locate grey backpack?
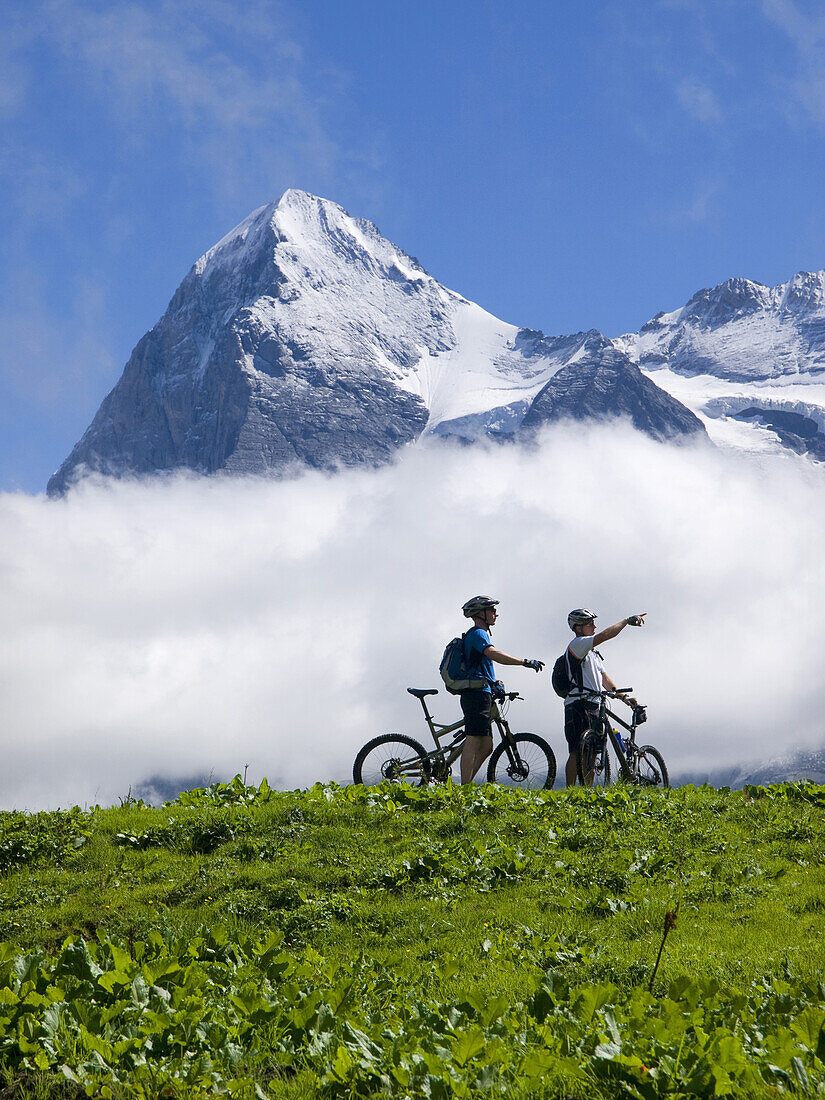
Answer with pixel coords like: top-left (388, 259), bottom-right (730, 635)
top-left (439, 634), bottom-right (489, 694)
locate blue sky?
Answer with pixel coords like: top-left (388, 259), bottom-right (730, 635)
top-left (2, 0), bottom-right (825, 492)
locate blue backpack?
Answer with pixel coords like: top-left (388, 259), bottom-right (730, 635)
top-left (439, 633), bottom-right (489, 695)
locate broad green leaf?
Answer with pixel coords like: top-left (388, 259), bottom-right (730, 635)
top-left (520, 1048), bottom-right (556, 1078)
top-left (450, 1025), bottom-right (485, 1066)
top-left (790, 1005), bottom-right (825, 1051)
top-left (342, 1021), bottom-right (381, 1062)
top-left (97, 971), bottom-right (130, 994)
top-left (56, 941), bottom-right (102, 983)
top-left (573, 983), bottom-right (616, 1022)
top-left (330, 1043), bottom-right (355, 1082)
top-left (477, 994), bottom-right (509, 1026)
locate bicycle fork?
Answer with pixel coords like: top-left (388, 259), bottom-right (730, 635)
top-left (497, 723), bottom-right (528, 780)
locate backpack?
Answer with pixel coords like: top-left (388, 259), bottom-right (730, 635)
top-left (439, 633), bottom-right (490, 695)
top-left (551, 646), bottom-right (584, 699)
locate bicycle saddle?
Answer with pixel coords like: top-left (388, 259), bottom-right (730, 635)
top-left (407, 688), bottom-right (439, 698)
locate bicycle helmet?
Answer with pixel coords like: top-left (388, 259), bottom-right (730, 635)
top-left (567, 607), bottom-right (597, 630)
top-left (462, 595), bottom-right (499, 618)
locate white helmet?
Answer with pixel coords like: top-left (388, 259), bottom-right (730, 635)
top-left (462, 595), bottom-right (499, 618)
top-left (567, 607), bottom-right (597, 630)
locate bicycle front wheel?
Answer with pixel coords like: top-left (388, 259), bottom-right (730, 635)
top-left (577, 730), bottom-right (611, 787)
top-left (487, 733), bottom-right (556, 790)
top-left (353, 734), bottom-right (430, 786)
top-left (631, 744), bottom-right (669, 788)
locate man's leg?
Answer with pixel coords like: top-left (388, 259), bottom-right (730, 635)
top-left (564, 702), bottom-right (585, 787)
top-left (571, 708), bottom-right (602, 785)
top-left (461, 734), bottom-right (493, 784)
top-left (460, 691), bottom-right (492, 783)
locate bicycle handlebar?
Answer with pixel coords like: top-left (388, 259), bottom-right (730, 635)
top-left (580, 688), bottom-right (633, 698)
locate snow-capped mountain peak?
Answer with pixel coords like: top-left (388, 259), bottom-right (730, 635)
top-left (49, 191), bottom-right (601, 492)
top-left (45, 191), bottom-right (718, 495)
top-left (779, 269), bottom-right (825, 311)
top-left (680, 277), bottom-right (774, 326)
top-left (613, 269), bottom-right (825, 458)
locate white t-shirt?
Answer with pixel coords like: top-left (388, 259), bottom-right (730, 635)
top-left (564, 636), bottom-right (604, 705)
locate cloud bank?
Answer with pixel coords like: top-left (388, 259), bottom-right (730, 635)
top-left (0, 426), bottom-right (822, 809)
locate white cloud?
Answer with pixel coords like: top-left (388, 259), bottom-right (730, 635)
top-left (36, 0), bottom-right (340, 199)
top-left (761, 0), bottom-right (825, 124)
top-left (1, 0), bottom-right (349, 221)
top-left (0, 426), bottom-right (822, 809)
top-left (676, 78), bottom-right (723, 124)
top-left (656, 177), bottom-right (721, 226)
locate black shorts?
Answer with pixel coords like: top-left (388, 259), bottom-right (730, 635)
top-left (461, 689), bottom-right (492, 737)
top-left (564, 700), bottom-right (601, 754)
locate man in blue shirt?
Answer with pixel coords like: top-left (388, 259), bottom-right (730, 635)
top-left (459, 595), bottom-right (544, 784)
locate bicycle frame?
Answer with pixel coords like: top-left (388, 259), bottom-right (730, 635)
top-left (411, 692), bottom-right (520, 778)
top-left (352, 688), bottom-right (556, 789)
top-left (581, 690), bottom-right (640, 780)
top-left (601, 701), bottom-right (639, 779)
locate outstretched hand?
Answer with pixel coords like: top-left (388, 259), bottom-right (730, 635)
top-left (627, 613), bottom-right (647, 627)
top-left (523, 658), bottom-right (544, 672)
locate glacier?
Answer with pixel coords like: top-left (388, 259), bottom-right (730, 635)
top-left (613, 271), bottom-right (825, 458)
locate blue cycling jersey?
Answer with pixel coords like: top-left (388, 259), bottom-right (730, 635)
top-left (463, 627), bottom-right (494, 693)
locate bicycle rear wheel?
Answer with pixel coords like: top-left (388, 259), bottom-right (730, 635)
top-left (631, 744), bottom-right (669, 788)
top-left (353, 734), bottom-right (430, 786)
top-left (577, 730), bottom-right (611, 787)
top-left (487, 733), bottom-right (556, 790)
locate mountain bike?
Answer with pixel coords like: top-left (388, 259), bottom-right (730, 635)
top-left (576, 689), bottom-right (668, 788)
top-left (353, 687), bottom-right (556, 789)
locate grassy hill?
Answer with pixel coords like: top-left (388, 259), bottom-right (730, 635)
top-left (0, 778), bottom-right (823, 1098)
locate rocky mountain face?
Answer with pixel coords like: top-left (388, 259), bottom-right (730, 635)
top-left (613, 272), bottom-right (825, 458)
top-left (617, 273), bottom-right (825, 382)
top-left (519, 332), bottom-right (706, 442)
top-left (48, 191), bottom-right (705, 495)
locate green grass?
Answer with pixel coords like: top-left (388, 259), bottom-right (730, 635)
top-left (0, 776), bottom-right (823, 1097)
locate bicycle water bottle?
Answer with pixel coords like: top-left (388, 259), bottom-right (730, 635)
top-left (614, 729), bottom-right (624, 752)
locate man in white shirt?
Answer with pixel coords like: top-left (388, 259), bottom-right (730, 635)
top-left (563, 608), bottom-right (646, 786)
